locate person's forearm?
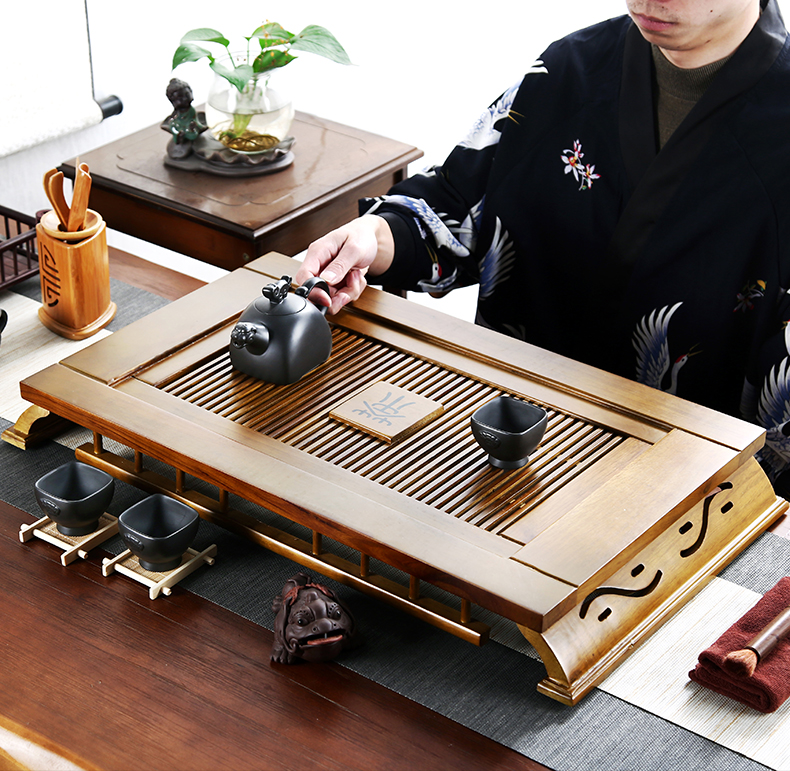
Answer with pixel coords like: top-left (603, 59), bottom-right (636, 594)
top-left (366, 214), bottom-right (395, 277)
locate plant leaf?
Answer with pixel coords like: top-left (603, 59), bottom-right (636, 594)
top-left (290, 25), bottom-right (351, 65)
top-left (210, 60), bottom-right (254, 92)
top-left (172, 42), bottom-right (213, 70)
top-left (180, 28), bottom-right (230, 47)
top-left (252, 49), bottom-right (297, 74)
top-left (250, 22), bottom-right (293, 49)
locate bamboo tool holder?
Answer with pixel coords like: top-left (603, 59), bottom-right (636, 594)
top-left (36, 209), bottom-right (116, 340)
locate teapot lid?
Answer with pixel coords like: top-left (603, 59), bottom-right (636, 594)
top-left (252, 276), bottom-right (306, 316)
top-left (250, 275), bottom-right (330, 317)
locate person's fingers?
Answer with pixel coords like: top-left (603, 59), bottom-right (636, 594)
top-left (295, 232), bottom-right (344, 285)
top-left (318, 231), bottom-right (374, 285)
top-left (332, 268), bottom-right (369, 313)
top-left (294, 218), bottom-right (380, 314)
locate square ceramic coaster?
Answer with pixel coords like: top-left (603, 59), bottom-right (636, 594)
top-left (329, 381), bottom-right (444, 443)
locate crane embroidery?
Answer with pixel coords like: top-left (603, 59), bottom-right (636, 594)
top-left (757, 357), bottom-right (790, 467)
top-left (478, 217), bottom-right (516, 301)
top-left (632, 302), bottom-right (699, 394)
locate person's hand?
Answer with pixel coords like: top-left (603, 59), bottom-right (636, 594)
top-left (294, 215), bottom-right (394, 314)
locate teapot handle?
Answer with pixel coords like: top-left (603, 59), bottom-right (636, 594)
top-left (296, 277), bottom-right (331, 317)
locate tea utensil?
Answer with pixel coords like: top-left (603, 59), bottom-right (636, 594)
top-left (724, 605), bottom-right (790, 677)
top-left (43, 169), bottom-right (70, 229)
top-left (470, 396), bottom-right (548, 469)
top-left (67, 162), bottom-right (92, 232)
top-left (38, 209), bottom-right (103, 242)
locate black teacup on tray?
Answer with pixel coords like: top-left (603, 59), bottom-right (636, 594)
top-left (471, 395), bottom-right (548, 469)
top-left (34, 461), bottom-right (115, 536)
top-left (117, 494), bottom-right (200, 572)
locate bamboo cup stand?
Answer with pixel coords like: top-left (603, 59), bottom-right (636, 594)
top-left (36, 209), bottom-right (116, 340)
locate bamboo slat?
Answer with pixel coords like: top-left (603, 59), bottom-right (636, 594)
top-left (159, 327), bottom-right (629, 536)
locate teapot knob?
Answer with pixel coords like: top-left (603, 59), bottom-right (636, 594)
top-left (261, 276), bottom-right (291, 305)
top-left (295, 277), bottom-right (331, 317)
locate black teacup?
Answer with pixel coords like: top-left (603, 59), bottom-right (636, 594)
top-left (118, 494), bottom-right (199, 572)
top-left (471, 396), bottom-right (548, 469)
top-left (34, 461), bottom-right (115, 536)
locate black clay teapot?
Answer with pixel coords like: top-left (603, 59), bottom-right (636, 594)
top-left (229, 275), bottom-right (332, 385)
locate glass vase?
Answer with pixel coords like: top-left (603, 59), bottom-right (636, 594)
top-left (205, 57), bottom-right (295, 153)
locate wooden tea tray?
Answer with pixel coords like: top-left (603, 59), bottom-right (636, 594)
top-left (18, 253), bottom-right (787, 705)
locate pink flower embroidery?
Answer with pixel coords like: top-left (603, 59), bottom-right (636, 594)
top-left (733, 280), bottom-right (766, 312)
top-left (561, 140), bottom-right (601, 190)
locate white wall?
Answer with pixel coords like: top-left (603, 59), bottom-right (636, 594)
top-left (1, 1), bottom-right (781, 312)
top-left (0, 1), bottom-right (625, 233)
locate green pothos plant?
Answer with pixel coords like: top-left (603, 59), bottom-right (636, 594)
top-left (172, 22), bottom-right (351, 93)
top-left (172, 22), bottom-right (351, 145)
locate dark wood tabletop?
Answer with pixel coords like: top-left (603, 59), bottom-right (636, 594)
top-left (59, 114), bottom-right (423, 271)
top-left (4, 247), bottom-right (789, 768)
top-left (0, 500), bottom-right (550, 771)
top-left (0, 248), bottom-right (547, 771)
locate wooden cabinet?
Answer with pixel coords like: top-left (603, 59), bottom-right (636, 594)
top-left (59, 115), bottom-right (423, 270)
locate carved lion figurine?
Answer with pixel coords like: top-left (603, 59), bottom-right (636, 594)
top-left (271, 573), bottom-right (356, 664)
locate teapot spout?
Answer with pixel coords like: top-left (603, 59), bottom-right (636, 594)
top-left (230, 322), bottom-right (270, 356)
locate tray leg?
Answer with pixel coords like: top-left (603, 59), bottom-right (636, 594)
top-left (19, 516), bottom-right (52, 542)
top-left (147, 545), bottom-right (217, 599)
top-left (102, 549), bottom-right (132, 576)
top-left (102, 545), bottom-right (217, 599)
top-left (2, 405), bottom-right (73, 449)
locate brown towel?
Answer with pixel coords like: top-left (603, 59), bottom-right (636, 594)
top-left (689, 577), bottom-right (790, 713)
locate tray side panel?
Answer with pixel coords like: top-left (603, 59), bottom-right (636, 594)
top-left (512, 429), bottom-right (739, 591)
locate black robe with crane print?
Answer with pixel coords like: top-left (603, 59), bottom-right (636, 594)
top-left (361, 0), bottom-right (790, 484)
